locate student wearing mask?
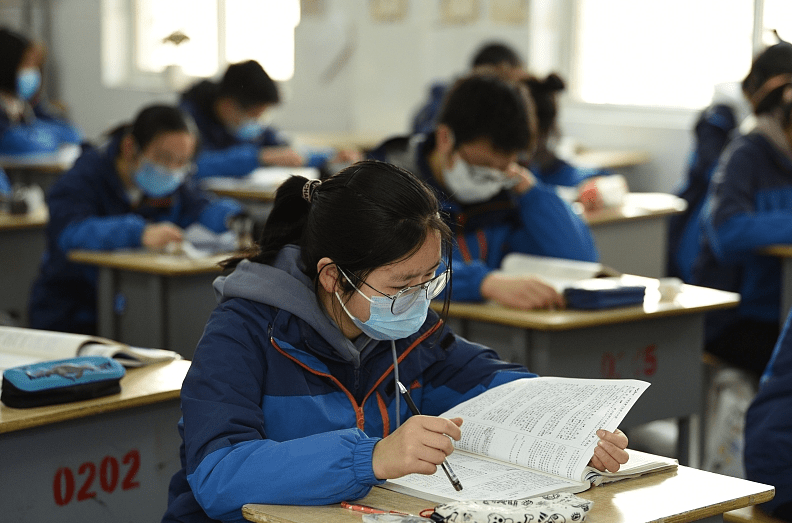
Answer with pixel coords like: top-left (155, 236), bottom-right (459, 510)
top-left (692, 41), bottom-right (792, 376)
top-left (28, 104), bottom-right (243, 335)
top-left (411, 41), bottom-right (526, 135)
top-left (180, 60), bottom-right (357, 179)
top-left (0, 27), bottom-right (82, 154)
top-left (370, 73), bottom-right (598, 310)
top-left (161, 160), bottom-right (628, 522)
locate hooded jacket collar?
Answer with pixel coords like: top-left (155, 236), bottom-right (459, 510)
top-left (212, 245), bottom-right (373, 367)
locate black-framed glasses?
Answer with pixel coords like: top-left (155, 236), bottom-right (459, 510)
top-left (338, 263), bottom-right (450, 315)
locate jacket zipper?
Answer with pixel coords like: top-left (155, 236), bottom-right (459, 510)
top-left (269, 320), bottom-right (443, 436)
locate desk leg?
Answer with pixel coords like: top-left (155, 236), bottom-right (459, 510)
top-left (96, 267), bottom-right (117, 340)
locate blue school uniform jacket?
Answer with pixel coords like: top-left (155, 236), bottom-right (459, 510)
top-left (368, 134), bottom-right (599, 302)
top-left (27, 136), bottom-right (242, 333)
top-left (667, 104), bottom-right (737, 282)
top-left (162, 246), bottom-right (533, 522)
top-left (179, 80), bottom-right (290, 179)
top-left (692, 128), bottom-right (792, 341)
top-left (0, 103), bottom-right (82, 154)
top-left (745, 310), bottom-right (792, 519)
top-left (528, 158), bottom-right (607, 188)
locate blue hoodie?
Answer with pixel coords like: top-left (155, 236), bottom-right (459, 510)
top-left (745, 310), bottom-right (792, 519)
top-left (692, 115), bottom-right (792, 343)
top-left (162, 246), bottom-right (534, 522)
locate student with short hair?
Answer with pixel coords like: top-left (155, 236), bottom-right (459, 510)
top-left (161, 160), bottom-right (628, 522)
top-left (28, 104), bottom-right (243, 335)
top-left (370, 73), bottom-right (598, 310)
top-left (0, 27), bottom-right (82, 154)
top-left (411, 41), bottom-right (526, 135)
top-left (692, 41), bottom-right (792, 376)
top-left (180, 60), bottom-right (356, 179)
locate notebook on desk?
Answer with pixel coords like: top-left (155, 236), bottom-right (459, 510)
top-left (500, 254), bottom-right (646, 309)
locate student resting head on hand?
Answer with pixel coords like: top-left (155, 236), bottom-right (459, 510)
top-left (370, 73), bottom-right (599, 311)
top-left (161, 159), bottom-right (627, 522)
top-left (28, 104), bottom-right (243, 335)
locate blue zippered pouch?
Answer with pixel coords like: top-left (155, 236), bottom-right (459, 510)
top-left (563, 278), bottom-right (646, 310)
top-left (1, 356), bottom-right (125, 408)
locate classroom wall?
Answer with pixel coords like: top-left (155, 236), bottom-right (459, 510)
top-left (35, 0), bottom-right (699, 192)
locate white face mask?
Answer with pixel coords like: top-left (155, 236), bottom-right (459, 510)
top-left (442, 155), bottom-right (509, 204)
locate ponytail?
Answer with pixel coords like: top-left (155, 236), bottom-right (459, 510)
top-left (221, 174), bottom-right (312, 270)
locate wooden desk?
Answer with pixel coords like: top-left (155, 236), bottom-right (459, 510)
top-left (0, 207), bottom-right (48, 326)
top-left (583, 192), bottom-right (687, 278)
top-left (434, 277), bottom-right (739, 464)
top-left (0, 359), bottom-right (189, 521)
top-left (762, 245), bottom-right (792, 327)
top-left (0, 144), bottom-right (81, 189)
top-left (242, 465), bottom-right (773, 523)
top-left (68, 250), bottom-right (228, 359)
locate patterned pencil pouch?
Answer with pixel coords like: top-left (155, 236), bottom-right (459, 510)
top-left (1, 356), bottom-right (125, 408)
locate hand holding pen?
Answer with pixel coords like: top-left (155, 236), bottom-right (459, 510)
top-left (370, 383), bottom-right (464, 489)
top-left (397, 381), bottom-right (463, 491)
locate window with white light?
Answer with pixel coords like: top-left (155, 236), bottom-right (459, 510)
top-left (103, 0), bottom-right (300, 88)
top-left (573, 0), bottom-right (755, 108)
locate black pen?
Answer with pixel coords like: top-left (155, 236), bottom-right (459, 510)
top-left (396, 380), bottom-right (463, 491)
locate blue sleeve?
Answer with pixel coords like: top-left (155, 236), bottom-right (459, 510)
top-left (181, 303), bottom-right (382, 519)
top-left (745, 310), bottom-right (792, 514)
top-left (703, 141), bottom-right (792, 263)
top-left (256, 126), bottom-right (289, 147)
top-left (197, 197), bottom-right (243, 233)
top-left (513, 182), bottom-right (599, 262)
top-left (47, 156), bottom-right (147, 251)
top-left (194, 144), bottom-right (260, 179)
top-left (0, 120), bottom-right (62, 154)
top-left (59, 215), bottom-right (146, 251)
top-left (443, 258), bottom-right (491, 302)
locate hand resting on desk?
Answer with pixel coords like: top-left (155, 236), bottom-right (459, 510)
top-left (481, 272), bottom-right (566, 310)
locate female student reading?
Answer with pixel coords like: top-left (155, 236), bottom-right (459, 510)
top-left (161, 160), bottom-right (628, 523)
top-left (28, 104), bottom-right (243, 335)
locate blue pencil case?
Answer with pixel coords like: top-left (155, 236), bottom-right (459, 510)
top-left (563, 278), bottom-right (646, 310)
top-left (1, 356), bottom-right (125, 408)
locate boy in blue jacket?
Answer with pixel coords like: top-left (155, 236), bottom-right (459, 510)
top-left (0, 27), bottom-right (82, 154)
top-left (162, 161), bottom-right (628, 522)
top-left (28, 104), bottom-right (243, 335)
top-left (692, 41), bottom-right (792, 376)
top-left (180, 60), bottom-right (356, 180)
top-left (369, 73), bottom-right (599, 310)
top-left (745, 308), bottom-right (792, 521)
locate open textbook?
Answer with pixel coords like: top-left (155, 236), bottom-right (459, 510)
top-left (0, 326), bottom-right (182, 373)
top-left (383, 377), bottom-right (677, 502)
